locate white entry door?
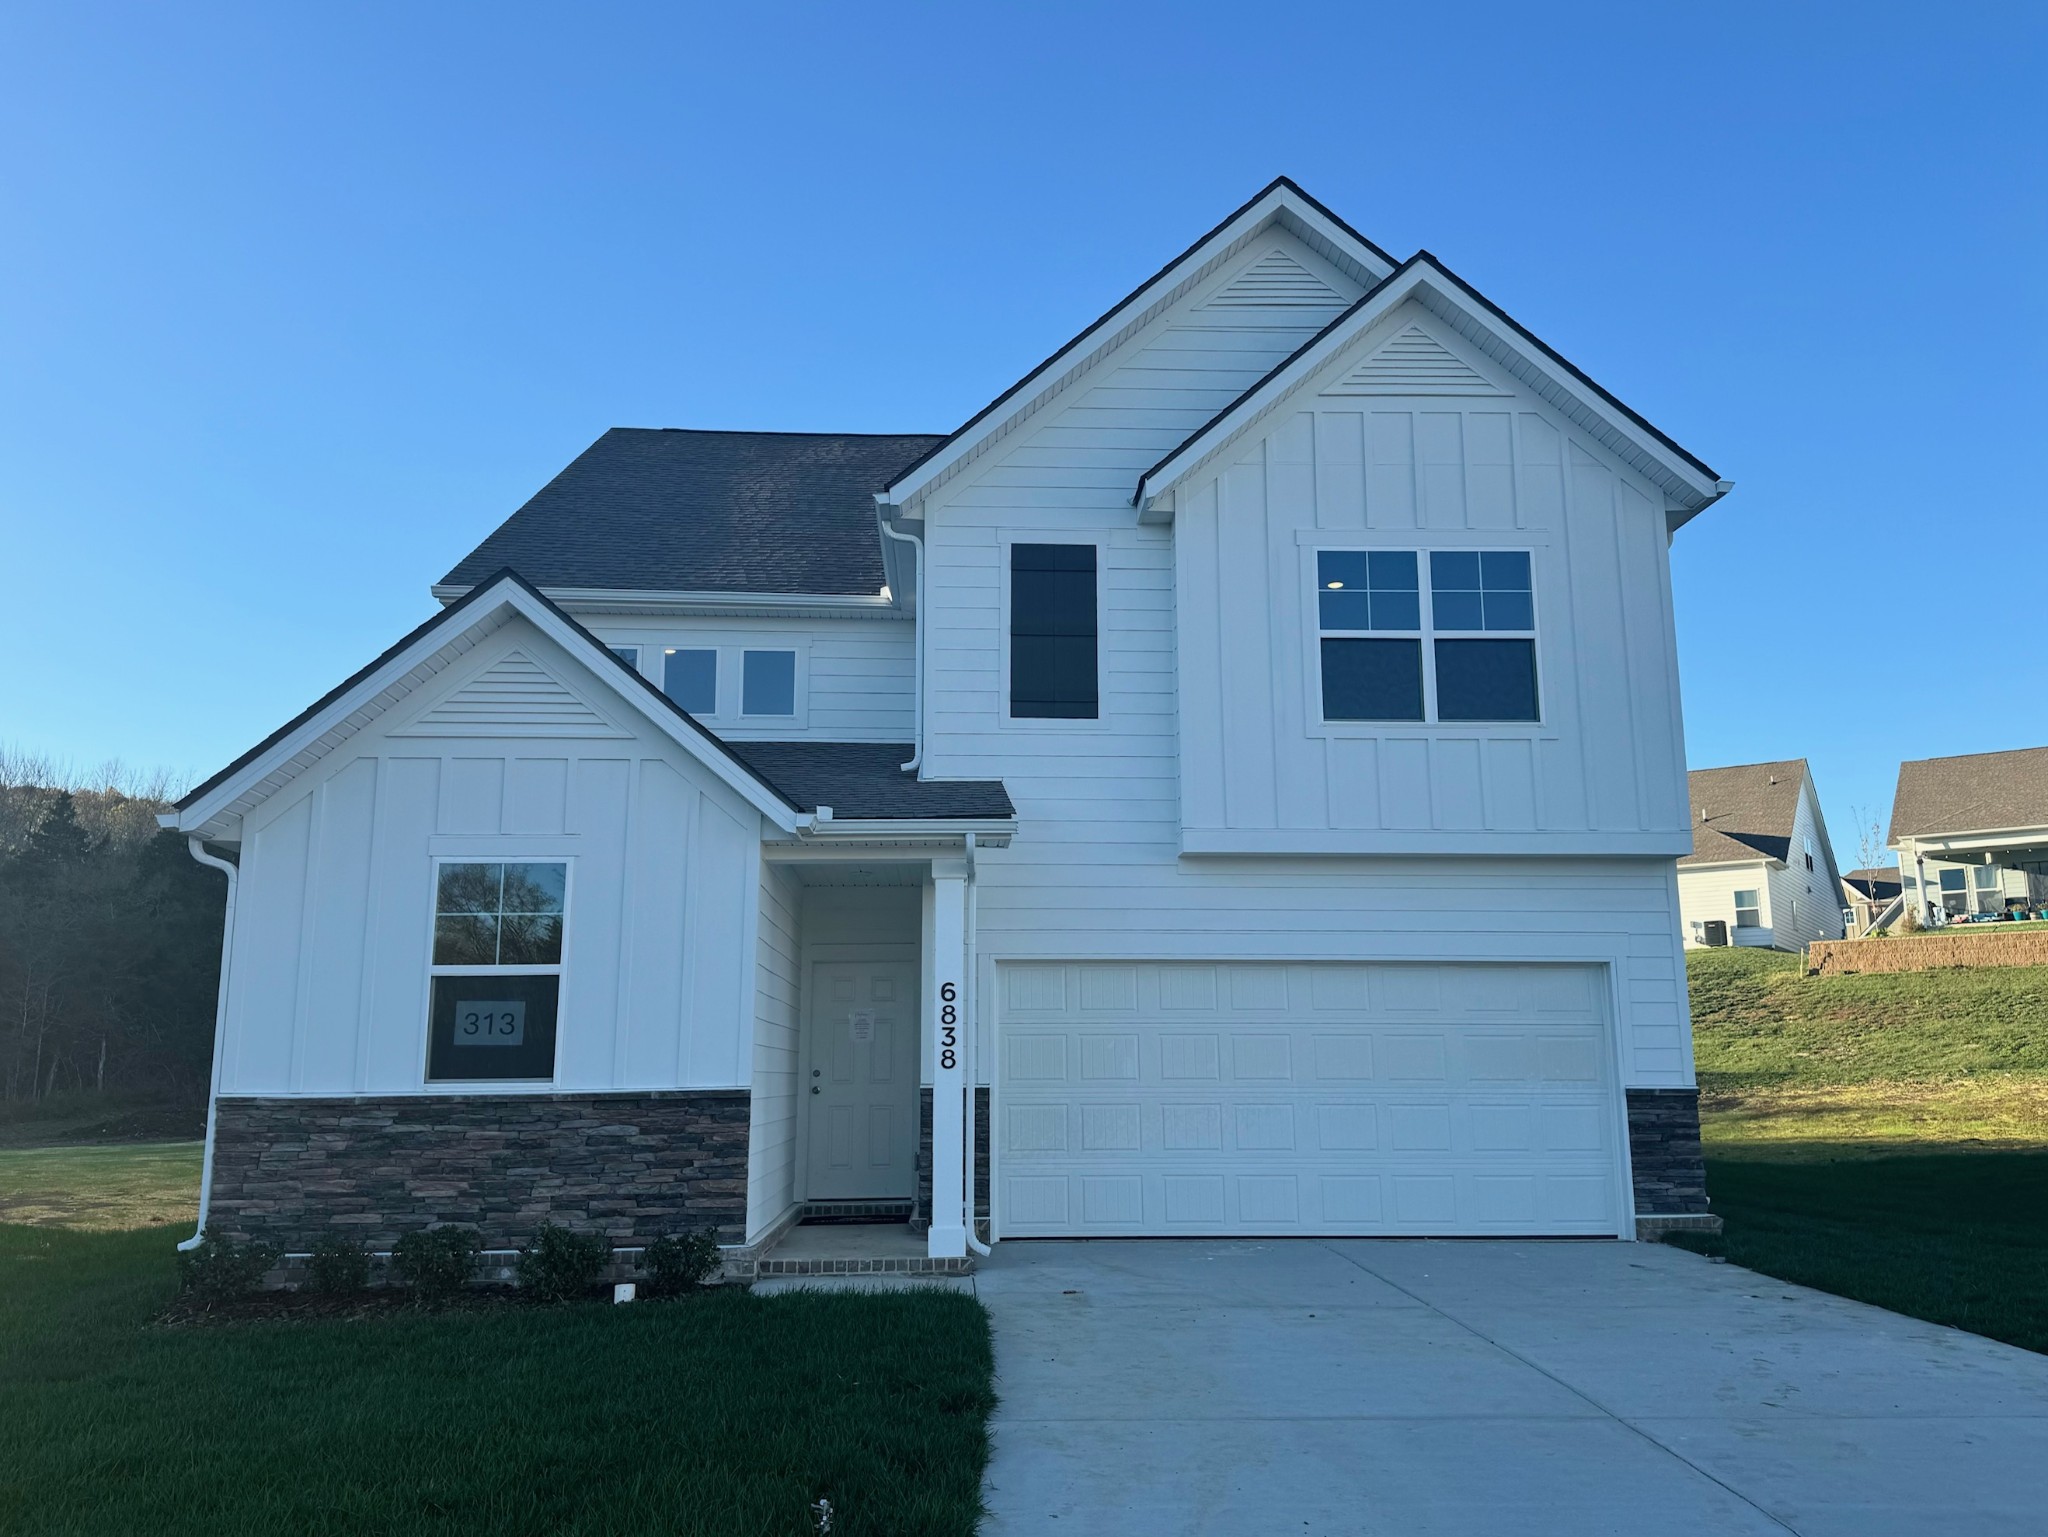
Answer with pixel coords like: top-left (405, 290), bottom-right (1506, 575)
top-left (997, 961), bottom-right (1624, 1237)
top-left (804, 960), bottom-right (920, 1200)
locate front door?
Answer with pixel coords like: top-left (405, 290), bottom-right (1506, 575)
top-left (804, 960), bottom-right (920, 1200)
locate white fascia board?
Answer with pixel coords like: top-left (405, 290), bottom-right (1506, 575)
top-left (1676, 858), bottom-right (1780, 875)
top-left (1890, 827), bottom-right (2048, 854)
top-left (174, 577), bottom-right (803, 837)
top-left (429, 583), bottom-right (899, 620)
top-left (1134, 259), bottom-right (1726, 519)
top-left (879, 183), bottom-right (1396, 513)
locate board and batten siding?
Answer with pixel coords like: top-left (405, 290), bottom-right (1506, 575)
top-left (746, 859), bottom-right (804, 1238)
top-left (1172, 301), bottom-right (1689, 850)
top-left (915, 231), bottom-right (1695, 1089)
top-left (582, 614), bottom-right (914, 741)
top-left (218, 619), bottom-right (767, 1097)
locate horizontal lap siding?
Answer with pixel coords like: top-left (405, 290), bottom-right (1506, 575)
top-left (920, 232), bottom-right (1693, 1091)
top-left (1675, 863), bottom-right (1779, 949)
top-left (584, 615), bottom-right (914, 741)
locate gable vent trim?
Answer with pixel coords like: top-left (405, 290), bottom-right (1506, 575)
top-left (1322, 324), bottom-right (1509, 395)
top-left (1202, 249), bottom-right (1348, 309)
top-left (390, 648), bottom-right (628, 738)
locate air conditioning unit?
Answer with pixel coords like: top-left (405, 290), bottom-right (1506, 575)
top-left (1703, 919), bottom-right (1729, 947)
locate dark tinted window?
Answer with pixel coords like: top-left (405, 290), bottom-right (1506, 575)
top-left (663, 648), bottom-right (717, 714)
top-left (1430, 550), bottom-right (1533, 631)
top-left (1010, 544), bottom-right (1098, 719)
top-left (607, 645), bottom-right (640, 669)
top-left (427, 974), bottom-right (559, 1082)
top-left (1433, 638), bottom-right (1539, 722)
top-left (1320, 638), bottom-right (1424, 722)
top-left (742, 650), bottom-right (796, 716)
top-left (1318, 550), bottom-right (1419, 631)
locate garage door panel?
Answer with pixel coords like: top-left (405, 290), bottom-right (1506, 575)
top-left (997, 962), bottom-right (1623, 1238)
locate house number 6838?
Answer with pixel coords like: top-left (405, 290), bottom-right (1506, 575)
top-left (938, 982), bottom-right (959, 1069)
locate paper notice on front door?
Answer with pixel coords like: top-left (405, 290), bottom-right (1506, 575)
top-left (849, 1008), bottom-right (876, 1043)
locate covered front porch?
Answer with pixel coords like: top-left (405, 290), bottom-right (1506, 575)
top-left (749, 829), bottom-right (1000, 1267)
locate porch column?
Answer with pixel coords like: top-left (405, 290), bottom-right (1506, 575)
top-left (928, 857), bottom-right (968, 1258)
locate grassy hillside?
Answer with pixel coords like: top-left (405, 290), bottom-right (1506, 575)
top-left (1688, 947), bottom-right (2048, 1151)
top-left (1683, 947), bottom-right (2048, 1353)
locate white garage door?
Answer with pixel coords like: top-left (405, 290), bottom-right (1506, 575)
top-left (995, 961), bottom-right (1623, 1237)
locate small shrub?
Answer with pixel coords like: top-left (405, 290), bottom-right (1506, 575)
top-left (516, 1222), bottom-right (611, 1302)
top-left (176, 1233), bottom-right (280, 1304)
top-left (305, 1233), bottom-right (371, 1295)
top-left (642, 1229), bottom-right (721, 1297)
top-left (392, 1225), bottom-right (481, 1303)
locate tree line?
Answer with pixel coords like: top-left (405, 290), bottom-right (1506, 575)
top-left (1, 751), bottom-right (224, 1109)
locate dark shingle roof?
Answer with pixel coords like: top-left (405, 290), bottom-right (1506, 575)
top-left (440, 429), bottom-right (946, 597)
top-left (1680, 760), bottom-right (1808, 867)
top-left (1842, 867), bottom-right (1902, 900)
top-left (1889, 747), bottom-right (2048, 841)
top-left (724, 742), bottom-right (1014, 821)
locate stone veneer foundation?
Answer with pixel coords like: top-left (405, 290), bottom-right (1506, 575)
top-left (206, 1090), bottom-right (749, 1253)
top-left (1625, 1087), bottom-right (1718, 1235)
top-left (914, 1085), bottom-right (991, 1235)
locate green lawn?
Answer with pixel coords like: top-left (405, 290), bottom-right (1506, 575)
top-left (0, 1141), bottom-right (201, 1229)
top-left (1680, 947), bottom-right (2048, 1353)
top-left (0, 1222), bottom-right (995, 1537)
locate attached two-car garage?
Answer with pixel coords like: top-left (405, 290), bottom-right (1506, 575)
top-left (994, 961), bottom-right (1627, 1238)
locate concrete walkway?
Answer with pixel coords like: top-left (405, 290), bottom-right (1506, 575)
top-left (973, 1239), bottom-right (2048, 1536)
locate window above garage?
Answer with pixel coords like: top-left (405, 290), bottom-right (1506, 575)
top-left (1316, 549), bottom-right (1539, 725)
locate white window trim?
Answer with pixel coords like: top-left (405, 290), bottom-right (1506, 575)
top-left (997, 530), bottom-right (1111, 731)
top-left (1733, 887), bottom-right (1763, 928)
top-left (1305, 543), bottom-right (1545, 730)
top-left (646, 638), bottom-right (811, 732)
top-left (422, 855), bottom-right (574, 1090)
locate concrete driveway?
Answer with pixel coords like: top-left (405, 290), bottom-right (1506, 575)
top-left (973, 1239), bottom-right (2048, 1536)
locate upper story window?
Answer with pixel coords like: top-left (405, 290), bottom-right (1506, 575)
top-left (427, 860), bottom-right (566, 1083)
top-left (1316, 549), bottom-right (1538, 723)
top-left (662, 647), bottom-right (717, 714)
top-left (1010, 543), bottom-right (1098, 720)
top-left (607, 645), bottom-right (641, 670)
top-left (1803, 834), bottom-right (1815, 872)
top-left (742, 649), bottom-right (797, 717)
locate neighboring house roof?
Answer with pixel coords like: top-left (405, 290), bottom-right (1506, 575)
top-left (438, 429), bottom-right (945, 598)
top-left (1842, 867), bottom-right (1902, 900)
top-left (1889, 746), bottom-right (2048, 841)
top-left (1133, 251), bottom-right (1727, 524)
top-left (1680, 760), bottom-right (1810, 866)
top-left (724, 742), bottom-right (1014, 821)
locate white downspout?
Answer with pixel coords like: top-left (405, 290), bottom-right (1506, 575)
top-left (877, 510), bottom-right (925, 773)
top-left (963, 833), bottom-right (990, 1256)
top-left (180, 836), bottom-right (239, 1251)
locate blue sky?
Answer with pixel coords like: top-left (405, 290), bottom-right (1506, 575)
top-left (3, 2), bottom-right (2042, 856)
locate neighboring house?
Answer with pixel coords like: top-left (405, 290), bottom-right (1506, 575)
top-left (1841, 866), bottom-right (1903, 936)
top-left (1677, 761), bottom-right (1846, 951)
top-left (162, 178), bottom-right (1731, 1262)
top-left (1890, 747), bottom-right (2048, 922)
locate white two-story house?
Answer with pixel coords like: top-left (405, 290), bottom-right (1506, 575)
top-left (164, 179), bottom-right (1729, 1266)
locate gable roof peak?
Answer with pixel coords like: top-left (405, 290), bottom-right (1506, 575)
top-left (879, 177), bottom-right (1399, 512)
